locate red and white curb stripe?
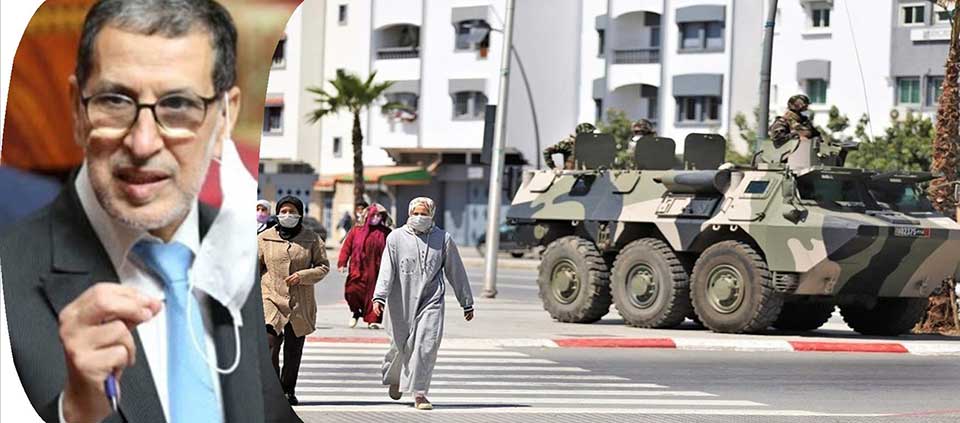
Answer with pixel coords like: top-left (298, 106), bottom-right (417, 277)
top-left (307, 336), bottom-right (960, 356)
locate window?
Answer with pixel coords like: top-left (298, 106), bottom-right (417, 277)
top-left (594, 98), bottom-right (603, 123)
top-left (676, 96), bottom-right (721, 123)
top-left (897, 77), bottom-right (921, 105)
top-left (338, 4), bottom-right (348, 24)
top-left (263, 105), bottom-right (282, 134)
top-left (927, 76), bottom-right (944, 106)
top-left (805, 79), bottom-right (828, 104)
top-left (455, 20), bottom-right (491, 51)
top-left (384, 92), bottom-right (419, 112)
top-left (333, 137), bottom-right (342, 158)
top-left (679, 22), bottom-right (724, 52)
top-left (597, 29), bottom-right (605, 56)
top-left (811, 7), bottom-right (831, 28)
top-left (901, 4), bottom-right (926, 26)
top-left (650, 26), bottom-right (661, 47)
top-left (452, 91), bottom-right (487, 119)
top-left (934, 5), bottom-right (951, 25)
top-left (272, 37), bottom-right (286, 68)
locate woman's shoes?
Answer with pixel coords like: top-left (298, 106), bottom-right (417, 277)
top-left (348, 317), bottom-right (358, 328)
top-left (285, 393), bottom-right (299, 405)
top-left (414, 395), bottom-right (432, 410)
top-left (368, 323), bottom-right (382, 330)
top-left (388, 384), bottom-right (401, 400)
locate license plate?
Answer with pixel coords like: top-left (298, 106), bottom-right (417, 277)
top-left (893, 227), bottom-right (931, 238)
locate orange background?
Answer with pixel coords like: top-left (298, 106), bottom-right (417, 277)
top-left (0, 0), bottom-right (303, 204)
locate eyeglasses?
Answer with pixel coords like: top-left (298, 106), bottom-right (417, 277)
top-left (81, 91), bottom-right (219, 138)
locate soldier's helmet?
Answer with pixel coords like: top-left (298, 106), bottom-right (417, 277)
top-left (787, 94), bottom-right (810, 113)
top-left (575, 122), bottom-right (596, 134)
top-left (632, 119), bottom-right (655, 135)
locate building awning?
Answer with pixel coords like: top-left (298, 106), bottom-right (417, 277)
top-left (265, 93), bottom-right (283, 107)
top-left (676, 5), bottom-right (726, 23)
top-left (385, 80), bottom-right (420, 95)
top-left (592, 78), bottom-right (606, 99)
top-left (448, 78), bottom-right (487, 95)
top-left (595, 15), bottom-right (608, 30)
top-left (314, 166), bottom-right (432, 191)
top-left (672, 74), bottom-right (723, 97)
top-left (451, 6), bottom-right (490, 24)
top-left (797, 59), bottom-right (831, 81)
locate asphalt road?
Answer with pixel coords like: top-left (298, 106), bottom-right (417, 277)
top-left (292, 346), bottom-right (960, 422)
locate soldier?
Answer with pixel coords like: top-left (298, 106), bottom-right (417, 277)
top-left (543, 122), bottom-right (596, 170)
top-left (765, 94), bottom-right (821, 166)
top-left (631, 119), bottom-right (656, 139)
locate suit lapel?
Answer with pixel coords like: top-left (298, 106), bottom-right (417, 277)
top-left (39, 183), bottom-right (166, 423)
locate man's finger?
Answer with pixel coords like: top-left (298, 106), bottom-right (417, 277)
top-left (76, 321), bottom-right (138, 368)
top-left (73, 345), bottom-right (134, 384)
top-left (74, 292), bottom-right (159, 326)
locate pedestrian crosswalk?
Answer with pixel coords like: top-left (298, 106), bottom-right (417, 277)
top-left (285, 340), bottom-right (774, 414)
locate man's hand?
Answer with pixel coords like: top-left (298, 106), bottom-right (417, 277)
top-left (59, 283), bottom-right (161, 423)
top-left (284, 273), bottom-right (302, 286)
top-left (464, 310), bottom-right (474, 322)
top-left (373, 301), bottom-right (384, 317)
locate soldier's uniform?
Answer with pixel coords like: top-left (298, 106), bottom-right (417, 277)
top-left (543, 122), bottom-right (595, 169)
top-left (768, 95), bottom-right (820, 147)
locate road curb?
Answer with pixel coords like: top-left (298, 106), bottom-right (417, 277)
top-left (306, 336), bottom-right (960, 356)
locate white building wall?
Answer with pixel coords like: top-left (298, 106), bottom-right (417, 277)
top-left (318, 0), bottom-right (377, 176)
top-left (768, 0), bottom-right (894, 137)
top-left (260, 6), bottom-right (303, 160)
top-left (660, 0), bottom-right (734, 150)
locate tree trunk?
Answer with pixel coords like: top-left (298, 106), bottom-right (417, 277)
top-left (919, 4), bottom-right (960, 335)
top-left (929, 5), bottom-right (959, 215)
top-left (352, 111), bottom-right (365, 206)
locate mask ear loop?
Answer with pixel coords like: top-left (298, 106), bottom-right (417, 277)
top-left (186, 283), bottom-right (243, 374)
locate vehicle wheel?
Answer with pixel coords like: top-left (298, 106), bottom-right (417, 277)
top-left (772, 302), bottom-right (835, 331)
top-left (510, 251), bottom-right (525, 258)
top-left (538, 236), bottom-right (611, 323)
top-left (839, 298), bottom-right (928, 336)
top-left (610, 238), bottom-right (691, 328)
top-left (690, 241), bottom-right (783, 334)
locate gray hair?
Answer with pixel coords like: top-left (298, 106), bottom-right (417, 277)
top-left (75, 0), bottom-right (238, 95)
top-left (408, 197), bottom-right (436, 217)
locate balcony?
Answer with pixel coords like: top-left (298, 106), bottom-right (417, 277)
top-left (613, 48), bottom-right (660, 64)
top-left (377, 46), bottom-right (419, 60)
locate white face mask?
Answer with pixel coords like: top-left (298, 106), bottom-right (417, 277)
top-left (278, 214), bottom-right (301, 228)
top-left (408, 215), bottom-right (433, 232)
top-left (800, 110), bottom-right (811, 119)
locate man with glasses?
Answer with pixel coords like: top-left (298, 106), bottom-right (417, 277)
top-left (0, 1), bottom-right (298, 422)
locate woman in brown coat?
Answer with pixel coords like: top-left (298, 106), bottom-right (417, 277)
top-left (258, 196), bottom-right (329, 405)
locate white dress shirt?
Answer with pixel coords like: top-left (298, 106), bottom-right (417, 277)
top-left (59, 165), bottom-right (223, 422)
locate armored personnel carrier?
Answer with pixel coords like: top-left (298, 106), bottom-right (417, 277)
top-left (506, 133), bottom-right (960, 335)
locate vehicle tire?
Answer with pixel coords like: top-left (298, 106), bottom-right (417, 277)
top-left (510, 251), bottom-right (525, 258)
top-left (538, 236), bottom-right (611, 323)
top-left (772, 302), bottom-right (835, 331)
top-left (839, 298), bottom-right (928, 336)
top-left (610, 238), bottom-right (691, 328)
top-left (690, 241), bottom-right (783, 334)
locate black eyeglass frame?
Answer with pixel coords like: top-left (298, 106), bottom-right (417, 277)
top-left (79, 91), bottom-right (220, 133)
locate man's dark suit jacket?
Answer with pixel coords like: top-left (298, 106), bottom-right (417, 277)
top-left (0, 179), bottom-right (302, 422)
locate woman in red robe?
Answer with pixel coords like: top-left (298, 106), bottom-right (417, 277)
top-left (338, 204), bottom-right (391, 328)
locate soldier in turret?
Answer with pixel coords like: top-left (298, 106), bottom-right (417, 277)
top-left (543, 122), bottom-right (596, 170)
top-left (769, 94), bottom-right (820, 146)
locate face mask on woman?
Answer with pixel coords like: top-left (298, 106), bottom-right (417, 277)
top-left (369, 215), bottom-right (382, 226)
top-left (278, 214), bottom-right (301, 228)
top-left (257, 212), bottom-right (269, 224)
top-left (408, 215), bottom-right (433, 232)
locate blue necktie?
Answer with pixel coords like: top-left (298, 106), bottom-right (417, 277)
top-left (133, 240), bottom-right (222, 423)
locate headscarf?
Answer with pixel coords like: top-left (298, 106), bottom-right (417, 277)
top-left (350, 204), bottom-right (389, 265)
top-left (405, 197), bottom-right (436, 234)
top-left (275, 195), bottom-right (304, 240)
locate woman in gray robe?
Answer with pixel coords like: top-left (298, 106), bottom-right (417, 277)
top-left (372, 197), bottom-right (475, 410)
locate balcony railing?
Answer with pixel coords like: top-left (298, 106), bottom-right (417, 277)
top-left (612, 48), bottom-right (660, 64)
top-left (376, 46), bottom-right (420, 60)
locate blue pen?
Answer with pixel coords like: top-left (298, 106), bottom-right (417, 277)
top-left (104, 373), bottom-right (119, 412)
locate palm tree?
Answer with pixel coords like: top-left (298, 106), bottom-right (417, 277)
top-left (930, 1), bottom-right (959, 216)
top-left (307, 70), bottom-right (403, 207)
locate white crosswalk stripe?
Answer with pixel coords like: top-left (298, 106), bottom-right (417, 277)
top-left (281, 340), bottom-right (776, 414)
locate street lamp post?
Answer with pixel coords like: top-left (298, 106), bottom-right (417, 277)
top-left (757, 0), bottom-right (779, 152)
top-left (482, 0), bottom-right (516, 299)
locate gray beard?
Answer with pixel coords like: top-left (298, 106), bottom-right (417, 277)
top-left (95, 119), bottom-right (220, 232)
